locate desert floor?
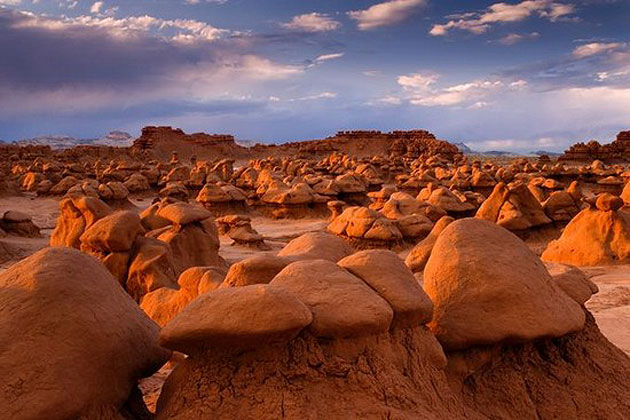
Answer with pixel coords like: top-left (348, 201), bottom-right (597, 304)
top-left (1, 194), bottom-right (628, 357)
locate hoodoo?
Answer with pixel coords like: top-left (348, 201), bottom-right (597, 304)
top-left (2, 125), bottom-right (630, 420)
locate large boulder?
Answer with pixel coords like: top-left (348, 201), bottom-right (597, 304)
top-left (277, 232), bottom-right (353, 262)
top-left (126, 236), bottom-right (178, 301)
top-left (327, 206), bottom-right (403, 248)
top-left (160, 284), bottom-right (313, 354)
top-left (542, 203), bottom-right (630, 266)
top-left (338, 250), bottom-right (433, 326)
top-left (424, 218), bottom-right (585, 350)
top-left (404, 216), bottom-right (454, 273)
top-left (270, 260), bottom-right (393, 338)
top-left (154, 218), bottom-right (225, 274)
top-left (141, 266), bottom-right (227, 326)
top-left (80, 210), bottom-right (144, 253)
top-left (221, 255), bottom-right (295, 287)
top-left (544, 262), bottom-right (599, 305)
top-left (476, 182), bottom-right (551, 230)
top-left (50, 196), bottom-right (112, 248)
top-left (0, 247), bottom-right (169, 420)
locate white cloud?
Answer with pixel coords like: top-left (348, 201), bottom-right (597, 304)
top-left (430, 0), bottom-right (575, 36)
top-left (510, 79), bottom-right (528, 88)
top-left (596, 70), bottom-right (630, 82)
top-left (375, 95), bottom-right (403, 105)
top-left (348, 0), bottom-right (425, 30)
top-left (573, 42), bottom-right (624, 58)
top-left (297, 91), bottom-right (337, 100)
top-left (397, 72), bottom-right (439, 92)
top-left (12, 11), bottom-right (229, 43)
top-left (90, 1), bottom-right (103, 14)
top-left (315, 53), bottom-right (344, 62)
top-left (281, 12), bottom-right (340, 32)
top-left (393, 71), bottom-right (525, 107)
top-left (496, 32), bottom-right (539, 45)
top-left (271, 92), bottom-right (338, 103)
top-left (185, 0), bottom-right (229, 4)
top-left (409, 80), bottom-right (504, 106)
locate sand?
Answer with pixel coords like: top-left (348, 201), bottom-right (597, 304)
top-left (584, 265), bottom-right (630, 355)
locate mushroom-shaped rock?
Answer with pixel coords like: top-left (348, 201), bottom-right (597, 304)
top-left (221, 255), bottom-right (295, 287)
top-left (542, 204), bottom-right (630, 266)
top-left (0, 247), bottom-right (170, 420)
top-left (596, 192), bottom-right (623, 211)
top-left (178, 265), bottom-right (226, 295)
top-left (159, 182), bottom-right (189, 201)
top-left (270, 259), bottom-right (393, 338)
top-left (127, 236), bottom-right (178, 301)
top-left (327, 206), bottom-right (402, 248)
top-left (157, 201), bottom-right (212, 225)
top-left (278, 232), bottom-right (353, 262)
top-left (160, 285), bottom-right (312, 354)
top-left (50, 196), bottom-right (112, 248)
top-left (425, 186), bottom-right (475, 214)
top-left (140, 266), bottom-right (226, 326)
top-left (152, 215), bottom-right (224, 274)
top-left (380, 191), bottom-right (422, 219)
top-left (338, 250), bottom-right (433, 327)
top-left (79, 210), bottom-right (144, 252)
top-left (476, 182), bottom-right (551, 230)
top-left (544, 262), bottom-right (598, 305)
top-left (394, 214), bottom-right (434, 239)
top-left (0, 210), bottom-right (40, 237)
top-left (404, 216), bottom-right (454, 273)
top-left (140, 199), bottom-right (172, 231)
top-left (424, 218), bottom-right (585, 350)
top-left (124, 173), bottom-right (150, 192)
top-left (542, 190), bottom-right (582, 221)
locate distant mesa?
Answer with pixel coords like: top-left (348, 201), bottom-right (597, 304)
top-left (560, 131), bottom-right (630, 162)
top-left (131, 126), bottom-right (463, 162)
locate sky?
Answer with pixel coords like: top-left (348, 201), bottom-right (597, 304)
top-left (0, 0), bottom-right (628, 152)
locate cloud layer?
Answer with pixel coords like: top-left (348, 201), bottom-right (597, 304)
top-left (430, 0), bottom-right (575, 36)
top-left (348, 0), bottom-right (425, 30)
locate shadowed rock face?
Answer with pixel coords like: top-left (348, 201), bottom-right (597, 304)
top-left (0, 247), bottom-right (170, 420)
top-left (154, 311), bottom-right (630, 420)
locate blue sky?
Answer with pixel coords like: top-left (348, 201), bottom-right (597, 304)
top-left (0, 0), bottom-right (628, 152)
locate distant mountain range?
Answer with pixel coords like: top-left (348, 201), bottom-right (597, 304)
top-left (453, 142), bottom-right (473, 154)
top-left (3, 133), bottom-right (563, 157)
top-left (9, 131), bottom-right (134, 149)
top-left (453, 142), bottom-right (561, 157)
top-left (531, 150), bottom-right (562, 157)
top-left (452, 143), bottom-right (516, 156)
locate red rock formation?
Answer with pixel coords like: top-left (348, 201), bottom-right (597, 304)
top-left (131, 126), bottom-right (462, 162)
top-left (132, 126), bottom-right (242, 161)
top-left (560, 130), bottom-right (630, 162)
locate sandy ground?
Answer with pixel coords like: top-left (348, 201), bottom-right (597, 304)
top-left (583, 265), bottom-right (630, 355)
